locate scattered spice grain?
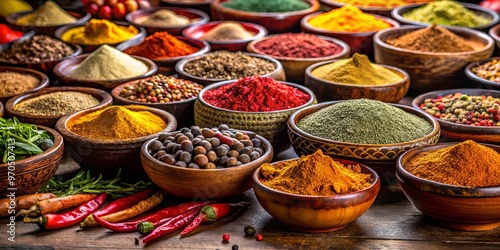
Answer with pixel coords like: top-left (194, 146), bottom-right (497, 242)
top-left (0, 35), bottom-right (74, 64)
top-left (254, 33), bottom-right (342, 58)
top-left (16, 1), bottom-right (76, 26)
top-left (0, 72), bottom-right (40, 96)
top-left (201, 22), bottom-right (255, 41)
top-left (471, 59), bottom-right (500, 83)
top-left (123, 32), bottom-right (198, 59)
top-left (14, 91), bottom-right (100, 116)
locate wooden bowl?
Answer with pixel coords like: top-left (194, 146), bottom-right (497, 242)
top-left (304, 60), bottom-right (410, 102)
top-left (0, 125), bottom-right (64, 197)
top-left (53, 54), bottom-right (157, 91)
top-left (55, 105), bottom-right (177, 181)
top-left (301, 12), bottom-right (399, 56)
top-left (0, 66), bottom-right (49, 103)
top-left (488, 23), bottom-right (500, 50)
top-left (411, 88), bottom-right (500, 143)
top-left (126, 7), bottom-right (210, 36)
top-left (5, 86), bottom-right (112, 127)
top-left (210, 0), bottom-right (320, 34)
top-left (161, 0), bottom-right (212, 16)
top-left (175, 52), bottom-right (286, 86)
top-left (246, 34), bottom-right (350, 84)
top-left (465, 57), bottom-right (500, 89)
top-left (397, 142), bottom-right (500, 231)
top-left (194, 80), bottom-right (316, 153)
top-left (374, 25), bottom-right (494, 93)
top-left (253, 158), bottom-right (380, 232)
top-left (6, 10), bottom-right (91, 37)
top-left (141, 133), bottom-right (273, 199)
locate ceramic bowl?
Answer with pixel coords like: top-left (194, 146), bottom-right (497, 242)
top-left (319, 0), bottom-right (429, 17)
top-left (253, 158), bottom-right (380, 232)
top-left (397, 142), bottom-right (500, 231)
top-left (374, 25), bottom-right (494, 93)
top-left (53, 54), bottom-right (157, 91)
top-left (0, 66), bottom-right (49, 103)
top-left (392, 2), bottom-right (500, 32)
top-left (194, 80), bottom-right (316, 153)
top-left (465, 57), bottom-right (500, 89)
top-left (5, 86), bottom-right (112, 127)
top-left (488, 23), bottom-right (500, 50)
top-left (246, 34), bottom-right (350, 84)
top-left (0, 125), bottom-right (64, 197)
top-left (126, 7), bottom-right (210, 36)
top-left (175, 52), bottom-right (286, 86)
top-left (6, 10), bottom-right (91, 37)
top-left (161, 0), bottom-right (212, 16)
top-left (304, 60), bottom-right (410, 102)
top-left (210, 0), bottom-right (320, 34)
top-left (411, 88), bottom-right (500, 143)
top-left (141, 133), bottom-right (273, 199)
top-left (55, 105), bottom-right (177, 181)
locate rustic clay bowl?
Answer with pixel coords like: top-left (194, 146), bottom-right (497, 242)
top-left (0, 125), bottom-right (64, 197)
top-left (488, 24), bottom-right (500, 50)
top-left (175, 52), bottom-right (286, 86)
top-left (141, 133), bottom-right (273, 199)
top-left (246, 34), bottom-right (350, 84)
top-left (53, 54), bottom-right (157, 91)
top-left (210, 0), bottom-right (320, 34)
top-left (304, 60), bottom-right (410, 102)
top-left (126, 7), bottom-right (210, 36)
top-left (6, 10), bottom-right (91, 37)
top-left (161, 0), bottom-right (212, 16)
top-left (397, 142), bottom-right (500, 231)
top-left (411, 88), bottom-right (500, 143)
top-left (5, 86), bottom-right (112, 127)
top-left (0, 66), bottom-right (49, 104)
top-left (374, 25), bottom-right (494, 93)
top-left (253, 158), bottom-right (380, 232)
top-left (465, 57), bottom-right (500, 89)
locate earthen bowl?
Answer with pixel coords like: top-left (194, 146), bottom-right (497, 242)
top-left (397, 142), bottom-right (500, 231)
top-left (374, 25), bottom-right (494, 93)
top-left (465, 57), bottom-right (500, 89)
top-left (488, 23), bottom-right (500, 50)
top-left (0, 125), bottom-right (64, 197)
top-left (253, 158), bottom-right (380, 232)
top-left (411, 88), bottom-right (500, 143)
top-left (210, 0), bottom-right (320, 34)
top-left (6, 10), bottom-right (91, 37)
top-left (55, 105), bottom-right (177, 181)
top-left (0, 66), bottom-right (49, 104)
top-left (5, 86), bottom-right (112, 127)
top-left (246, 34), bottom-right (350, 84)
top-left (304, 60), bottom-right (410, 102)
top-left (141, 133), bottom-right (273, 199)
top-left (126, 7), bottom-right (210, 36)
top-left (161, 0), bottom-right (212, 16)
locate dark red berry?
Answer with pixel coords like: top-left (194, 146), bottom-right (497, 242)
top-left (256, 233), bottom-right (263, 241)
top-left (223, 233), bottom-right (230, 242)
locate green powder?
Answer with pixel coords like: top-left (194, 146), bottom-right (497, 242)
top-left (311, 53), bottom-right (403, 85)
top-left (297, 99), bottom-right (433, 144)
top-left (402, 1), bottom-right (491, 28)
top-left (223, 0), bottom-right (310, 13)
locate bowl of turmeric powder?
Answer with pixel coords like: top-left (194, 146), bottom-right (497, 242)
top-left (320, 0), bottom-right (434, 17)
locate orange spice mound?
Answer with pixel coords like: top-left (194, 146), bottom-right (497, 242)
top-left (124, 31), bottom-right (198, 59)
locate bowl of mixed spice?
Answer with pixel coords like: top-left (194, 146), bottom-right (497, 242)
top-left (0, 66), bottom-right (49, 104)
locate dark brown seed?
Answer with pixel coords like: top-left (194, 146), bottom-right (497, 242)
top-left (150, 140), bottom-right (163, 152)
top-left (181, 140), bottom-right (194, 152)
top-left (191, 137), bottom-right (203, 146)
top-left (166, 136), bottom-right (175, 142)
top-left (184, 132), bottom-right (194, 140)
top-left (180, 151), bottom-right (192, 163)
top-left (194, 145), bottom-right (207, 155)
top-left (194, 154), bottom-right (209, 166)
top-left (191, 127), bottom-right (202, 136)
top-left (175, 161), bottom-right (187, 168)
top-left (235, 132), bottom-right (244, 140)
top-left (201, 128), bottom-right (212, 137)
top-left (228, 150), bottom-right (239, 158)
top-left (209, 137), bottom-right (220, 147)
top-left (180, 127), bottom-right (190, 134)
top-left (201, 141), bottom-right (212, 151)
top-left (157, 133), bottom-right (169, 142)
top-left (166, 142), bottom-right (177, 153)
top-left (254, 147), bottom-right (264, 155)
top-left (241, 146), bottom-right (253, 155)
top-left (173, 144), bottom-right (182, 153)
top-left (241, 140), bottom-right (253, 147)
top-left (174, 133), bottom-right (183, 141)
top-left (177, 135), bottom-right (189, 144)
top-left (251, 138), bottom-right (261, 147)
top-left (174, 150), bottom-right (184, 160)
top-left (232, 142), bottom-right (244, 152)
top-left (188, 163), bottom-right (200, 169)
top-left (153, 150), bottom-right (167, 159)
top-left (239, 154), bottom-right (250, 164)
top-left (227, 157), bottom-right (238, 167)
top-left (206, 150), bottom-right (217, 162)
top-left (205, 163), bottom-right (216, 169)
top-left (216, 146), bottom-right (229, 157)
top-left (218, 124), bottom-right (230, 131)
top-left (220, 156), bottom-right (229, 166)
top-left (159, 154), bottom-right (176, 165)
top-left (250, 151), bottom-right (260, 161)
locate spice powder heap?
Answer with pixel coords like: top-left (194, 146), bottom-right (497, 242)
top-left (61, 19), bottom-right (139, 45)
top-left (16, 1), bottom-right (77, 26)
top-left (332, 0), bottom-right (433, 7)
top-left (0, 72), bottom-right (40, 96)
top-left (15, 91), bottom-right (100, 116)
top-left (254, 33), bottom-right (342, 58)
top-left (222, 0), bottom-right (310, 13)
top-left (307, 5), bottom-right (392, 32)
top-left (141, 9), bottom-right (190, 27)
top-left (124, 32), bottom-right (198, 59)
top-left (201, 22), bottom-right (256, 41)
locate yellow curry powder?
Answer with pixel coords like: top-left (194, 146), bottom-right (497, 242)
top-left (331, 0), bottom-right (433, 7)
top-left (16, 1), bottom-right (76, 26)
top-left (61, 19), bottom-right (138, 45)
top-left (307, 5), bottom-right (392, 32)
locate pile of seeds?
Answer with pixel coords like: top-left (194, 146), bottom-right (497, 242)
top-left (0, 72), bottom-right (40, 96)
top-left (0, 35), bottom-right (74, 64)
top-left (15, 91), bottom-right (100, 116)
top-left (471, 59), bottom-right (500, 83)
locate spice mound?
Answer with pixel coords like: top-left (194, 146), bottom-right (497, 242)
top-left (124, 32), bottom-right (198, 59)
top-left (16, 1), bottom-right (77, 26)
top-left (203, 76), bottom-right (310, 112)
top-left (67, 106), bottom-right (166, 140)
top-left (201, 22), bottom-right (256, 41)
top-left (260, 150), bottom-right (373, 195)
top-left (471, 59), bottom-right (500, 83)
top-left (386, 24), bottom-right (475, 53)
top-left (297, 99), bottom-right (433, 144)
top-left (311, 53), bottom-right (403, 85)
top-left (330, 0), bottom-right (433, 7)
top-left (183, 51), bottom-right (276, 80)
top-left (222, 0), bottom-right (310, 13)
top-left (68, 45), bottom-right (148, 81)
top-left (61, 19), bottom-right (139, 45)
top-left (0, 35), bottom-right (74, 64)
top-left (254, 33), bottom-right (342, 58)
top-left (402, 1), bottom-right (491, 28)
top-left (15, 91), bottom-right (100, 117)
top-left (141, 9), bottom-right (190, 27)
top-left (0, 72), bottom-right (40, 97)
top-left (307, 5), bottom-right (392, 32)
top-left (405, 140), bottom-right (500, 187)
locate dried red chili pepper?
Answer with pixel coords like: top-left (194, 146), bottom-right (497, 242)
top-left (0, 24), bottom-right (23, 44)
top-left (142, 209), bottom-right (199, 244)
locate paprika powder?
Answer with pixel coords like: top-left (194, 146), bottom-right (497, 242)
top-left (253, 33), bottom-right (342, 58)
top-left (124, 32), bottom-right (198, 59)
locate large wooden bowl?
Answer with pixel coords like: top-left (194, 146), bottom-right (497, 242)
top-left (0, 125), bottom-right (64, 197)
top-left (397, 142), bottom-right (500, 231)
top-left (253, 158), bottom-right (380, 232)
top-left (0, 66), bottom-right (49, 104)
top-left (6, 10), bottom-right (91, 37)
top-left (141, 133), bottom-right (273, 199)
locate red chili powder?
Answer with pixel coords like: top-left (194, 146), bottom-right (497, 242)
top-left (254, 33), bottom-right (342, 58)
top-left (203, 76), bottom-right (310, 112)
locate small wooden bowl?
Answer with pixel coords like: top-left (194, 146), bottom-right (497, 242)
top-left (0, 66), bottom-right (49, 104)
top-left (5, 86), bottom-right (112, 127)
top-left (6, 10), bottom-right (91, 37)
top-left (397, 142), bottom-right (500, 231)
top-left (488, 23), bottom-right (500, 50)
top-left (411, 88), bottom-right (500, 143)
top-left (55, 105), bottom-right (177, 181)
top-left (161, 0), bottom-right (212, 16)
top-left (210, 0), bottom-right (320, 34)
top-left (374, 25), bottom-right (494, 93)
top-left (465, 57), bottom-right (500, 89)
top-left (141, 133), bottom-right (273, 199)
top-left (53, 54), bottom-right (157, 91)
top-left (304, 60), bottom-right (410, 102)
top-left (246, 34), bottom-right (350, 84)
top-left (0, 125), bottom-right (64, 197)
top-left (253, 158), bottom-right (380, 232)
top-left (175, 52), bottom-right (286, 86)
